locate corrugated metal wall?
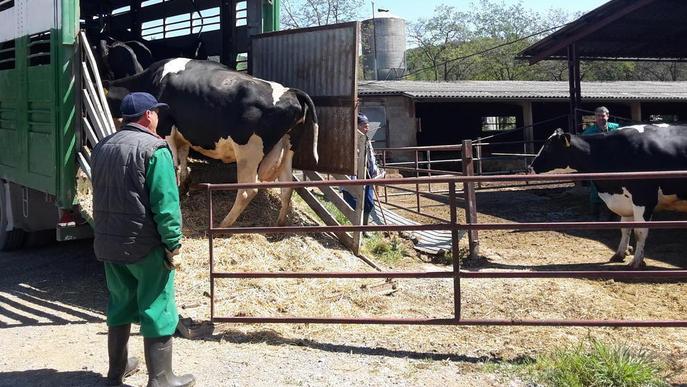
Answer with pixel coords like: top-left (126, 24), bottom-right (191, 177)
top-left (251, 22), bottom-right (359, 175)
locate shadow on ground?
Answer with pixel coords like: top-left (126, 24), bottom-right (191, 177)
top-left (0, 239), bottom-right (106, 328)
top-left (0, 369), bottom-right (111, 387)
top-left (200, 327), bottom-right (501, 364)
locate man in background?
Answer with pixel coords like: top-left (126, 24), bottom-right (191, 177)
top-left (581, 106), bottom-right (621, 219)
top-left (341, 113), bottom-right (383, 229)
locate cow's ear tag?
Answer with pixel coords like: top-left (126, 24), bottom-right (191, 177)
top-left (104, 88), bottom-right (109, 96)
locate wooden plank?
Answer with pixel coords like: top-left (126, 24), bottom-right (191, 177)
top-left (304, 171), bottom-right (356, 220)
top-left (351, 132), bottom-right (367, 252)
top-left (80, 31), bottom-right (116, 133)
top-left (293, 175), bottom-right (354, 250)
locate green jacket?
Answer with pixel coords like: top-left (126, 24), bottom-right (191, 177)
top-left (146, 147), bottom-right (182, 252)
top-left (581, 122), bottom-right (620, 135)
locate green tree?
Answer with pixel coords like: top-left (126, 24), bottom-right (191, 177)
top-left (406, 5), bottom-right (471, 81)
top-left (281, 0), bottom-right (364, 29)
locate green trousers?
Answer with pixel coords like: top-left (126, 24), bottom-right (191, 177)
top-left (104, 246), bottom-right (178, 337)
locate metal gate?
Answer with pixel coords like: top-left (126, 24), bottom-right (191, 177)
top-left (251, 22), bottom-right (360, 175)
top-left (202, 148), bottom-right (687, 327)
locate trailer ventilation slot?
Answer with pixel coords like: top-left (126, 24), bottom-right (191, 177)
top-left (0, 0), bottom-right (13, 13)
top-left (0, 39), bottom-right (14, 70)
top-left (28, 32), bottom-right (51, 67)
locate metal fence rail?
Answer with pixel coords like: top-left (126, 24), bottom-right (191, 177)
top-left (202, 169), bottom-right (687, 327)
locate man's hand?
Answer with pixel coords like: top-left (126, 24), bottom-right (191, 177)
top-left (164, 247), bottom-right (181, 270)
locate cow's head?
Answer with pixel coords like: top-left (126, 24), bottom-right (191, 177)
top-left (529, 128), bottom-right (581, 174)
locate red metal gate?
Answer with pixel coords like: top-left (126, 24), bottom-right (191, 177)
top-left (202, 168), bottom-right (687, 327)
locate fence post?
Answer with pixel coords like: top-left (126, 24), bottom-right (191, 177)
top-left (382, 150), bottom-right (388, 203)
top-left (426, 150), bottom-right (432, 193)
top-left (207, 186), bottom-right (215, 321)
top-left (414, 150), bottom-right (420, 214)
top-left (461, 140), bottom-right (480, 259)
top-left (448, 181), bottom-right (461, 321)
top-left (475, 138), bottom-right (483, 189)
top-left (352, 132), bottom-right (368, 254)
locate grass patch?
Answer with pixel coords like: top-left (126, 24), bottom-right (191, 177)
top-left (293, 190), bottom-right (350, 225)
top-left (362, 233), bottom-right (408, 264)
top-left (495, 339), bottom-right (669, 387)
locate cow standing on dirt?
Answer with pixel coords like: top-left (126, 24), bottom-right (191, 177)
top-left (529, 126), bottom-right (687, 269)
top-left (105, 58), bottom-right (319, 227)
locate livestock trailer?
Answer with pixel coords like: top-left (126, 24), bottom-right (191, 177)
top-left (0, 0), bottom-right (282, 250)
top-left (0, 0), bottom-right (361, 251)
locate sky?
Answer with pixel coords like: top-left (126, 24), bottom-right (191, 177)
top-left (367, 0), bottom-right (610, 22)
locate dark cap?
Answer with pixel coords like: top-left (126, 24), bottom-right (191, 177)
top-left (357, 113), bottom-right (369, 125)
top-left (120, 92), bottom-right (169, 118)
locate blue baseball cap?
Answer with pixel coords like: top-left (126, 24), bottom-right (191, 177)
top-left (120, 92), bottom-right (168, 118)
top-left (357, 113), bottom-right (369, 125)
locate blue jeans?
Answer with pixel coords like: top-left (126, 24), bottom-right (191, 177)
top-left (342, 185), bottom-right (374, 215)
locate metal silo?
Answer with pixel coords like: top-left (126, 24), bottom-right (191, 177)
top-left (362, 12), bottom-right (406, 80)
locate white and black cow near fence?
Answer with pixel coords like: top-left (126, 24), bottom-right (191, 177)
top-left (105, 58), bottom-right (319, 227)
top-left (529, 125), bottom-right (687, 269)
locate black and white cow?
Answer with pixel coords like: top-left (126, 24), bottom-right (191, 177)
top-left (529, 125), bottom-right (687, 268)
top-left (105, 58), bottom-right (319, 227)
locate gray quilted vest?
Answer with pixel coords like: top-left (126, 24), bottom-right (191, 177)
top-left (91, 124), bottom-right (170, 263)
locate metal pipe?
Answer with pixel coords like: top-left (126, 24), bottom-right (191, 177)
top-left (208, 186), bottom-right (215, 320)
top-left (376, 144), bottom-right (463, 152)
top-left (197, 170), bottom-right (687, 190)
top-left (415, 150), bottom-right (420, 213)
top-left (211, 316), bottom-right (687, 327)
top-left (211, 223), bottom-right (453, 234)
top-left (449, 181), bottom-right (461, 320)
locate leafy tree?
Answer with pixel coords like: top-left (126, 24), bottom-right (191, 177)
top-left (406, 5), bottom-right (471, 81)
top-left (281, 0), bottom-right (364, 29)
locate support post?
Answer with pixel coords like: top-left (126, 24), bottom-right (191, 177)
top-left (521, 101), bottom-right (534, 154)
top-left (461, 140), bottom-right (479, 259)
top-left (630, 102), bottom-right (642, 122)
top-left (567, 43), bottom-right (582, 133)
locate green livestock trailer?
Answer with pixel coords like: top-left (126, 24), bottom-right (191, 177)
top-left (0, 0), bottom-right (280, 250)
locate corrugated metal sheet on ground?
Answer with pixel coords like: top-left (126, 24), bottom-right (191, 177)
top-left (371, 203), bottom-right (463, 255)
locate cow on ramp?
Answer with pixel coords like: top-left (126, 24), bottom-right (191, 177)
top-left (529, 126), bottom-right (687, 268)
top-left (105, 58), bottom-right (319, 227)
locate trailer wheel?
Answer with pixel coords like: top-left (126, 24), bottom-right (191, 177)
top-left (0, 183), bottom-right (25, 251)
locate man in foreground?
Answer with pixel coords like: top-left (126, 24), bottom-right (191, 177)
top-left (91, 92), bottom-right (195, 387)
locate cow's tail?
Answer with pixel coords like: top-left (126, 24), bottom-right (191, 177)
top-left (293, 88), bottom-right (319, 164)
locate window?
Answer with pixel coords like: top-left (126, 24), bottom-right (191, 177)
top-left (141, 7), bottom-right (220, 41)
top-left (482, 116), bottom-right (516, 132)
top-left (28, 32), bottom-right (50, 66)
top-left (0, 39), bottom-right (15, 70)
top-left (235, 52), bottom-right (248, 71)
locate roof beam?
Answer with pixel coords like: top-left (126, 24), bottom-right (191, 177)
top-left (529, 0), bottom-right (658, 64)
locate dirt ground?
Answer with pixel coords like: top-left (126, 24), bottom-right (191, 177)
top-left (1, 171), bottom-right (686, 386)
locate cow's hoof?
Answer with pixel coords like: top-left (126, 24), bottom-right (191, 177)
top-left (628, 261), bottom-right (647, 270)
top-left (609, 254), bottom-right (625, 263)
